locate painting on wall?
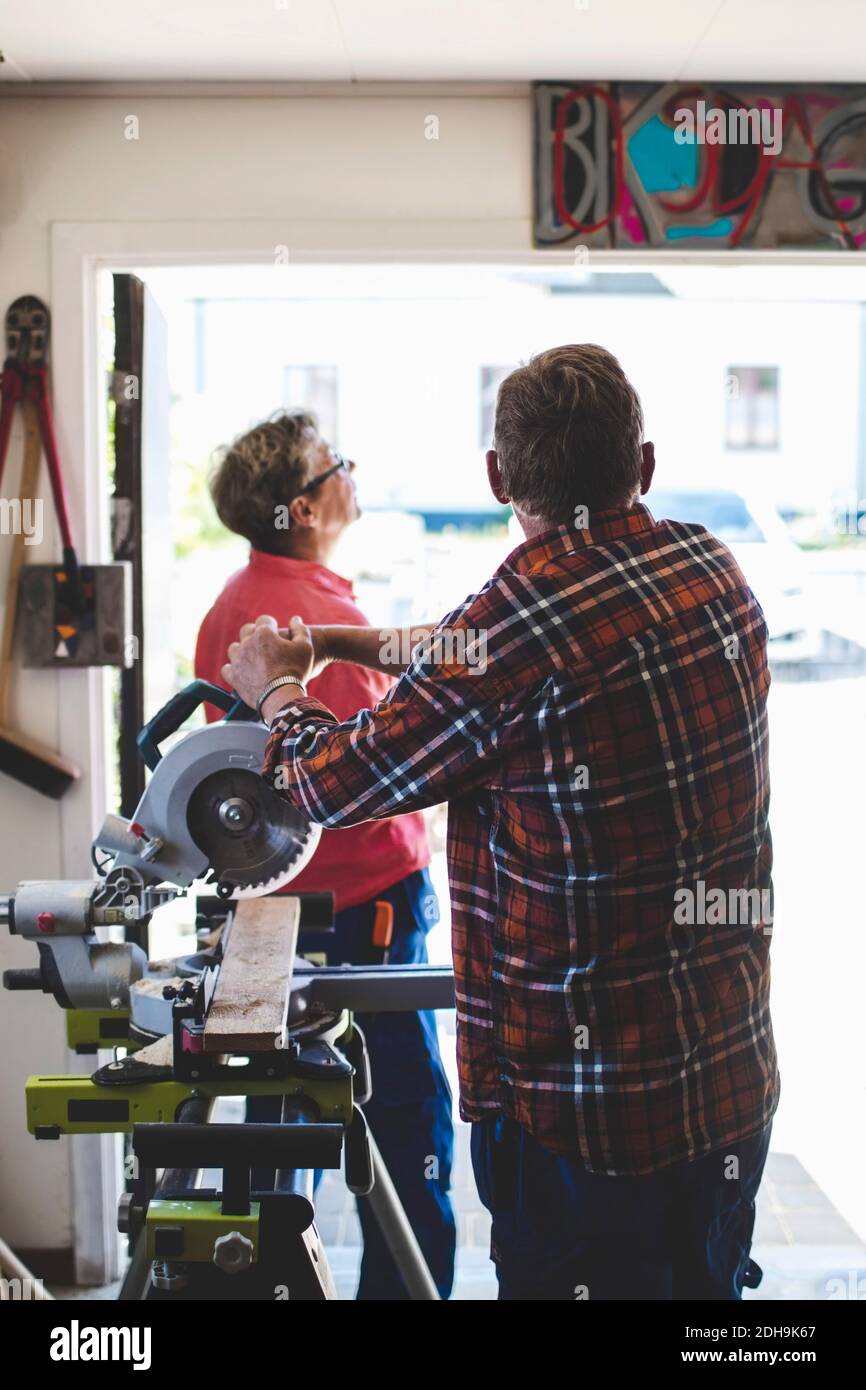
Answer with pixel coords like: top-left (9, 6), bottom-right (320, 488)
top-left (533, 82), bottom-right (866, 251)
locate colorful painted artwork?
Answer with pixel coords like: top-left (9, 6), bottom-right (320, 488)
top-left (533, 82), bottom-right (866, 250)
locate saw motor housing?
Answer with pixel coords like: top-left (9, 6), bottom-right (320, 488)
top-left (2, 683), bottom-right (321, 1015)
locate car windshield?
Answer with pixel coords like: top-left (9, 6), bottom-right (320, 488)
top-left (649, 491), bottom-right (765, 543)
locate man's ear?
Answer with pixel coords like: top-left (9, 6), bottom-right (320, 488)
top-left (486, 449), bottom-right (510, 507)
top-left (639, 440), bottom-right (656, 496)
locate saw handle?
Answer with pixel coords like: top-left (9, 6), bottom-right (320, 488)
top-left (137, 680), bottom-right (257, 771)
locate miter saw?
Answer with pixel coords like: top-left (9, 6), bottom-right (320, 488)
top-left (2, 681), bottom-right (454, 1301)
top-left (2, 681), bottom-right (319, 1015)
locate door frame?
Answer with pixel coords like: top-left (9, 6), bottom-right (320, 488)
top-left (49, 217), bottom-right (863, 1281)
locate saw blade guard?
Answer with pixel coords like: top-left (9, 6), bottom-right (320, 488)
top-left (106, 682), bottom-right (321, 897)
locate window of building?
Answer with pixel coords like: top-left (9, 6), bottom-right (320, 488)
top-left (479, 365), bottom-right (518, 448)
top-left (282, 364), bottom-right (339, 443)
top-left (725, 366), bottom-right (779, 449)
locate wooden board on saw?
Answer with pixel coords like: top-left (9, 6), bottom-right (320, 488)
top-left (202, 896), bottom-right (300, 1053)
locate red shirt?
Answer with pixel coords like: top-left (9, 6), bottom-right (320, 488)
top-left (194, 548), bottom-right (429, 912)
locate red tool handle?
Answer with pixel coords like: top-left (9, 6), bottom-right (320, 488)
top-left (29, 364), bottom-right (76, 555)
top-left (0, 360), bottom-right (25, 494)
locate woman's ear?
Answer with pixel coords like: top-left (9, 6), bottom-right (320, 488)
top-left (288, 494), bottom-right (316, 529)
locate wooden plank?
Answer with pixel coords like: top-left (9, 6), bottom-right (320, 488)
top-left (124, 1031), bottom-right (175, 1071)
top-left (0, 404), bottom-right (41, 721)
top-left (203, 896), bottom-right (300, 1053)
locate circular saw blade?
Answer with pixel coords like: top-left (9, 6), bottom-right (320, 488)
top-left (185, 767), bottom-right (319, 898)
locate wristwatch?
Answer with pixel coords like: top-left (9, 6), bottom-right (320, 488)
top-left (255, 675), bottom-right (308, 723)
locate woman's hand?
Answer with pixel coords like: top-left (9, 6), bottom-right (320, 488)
top-left (222, 614), bottom-right (314, 712)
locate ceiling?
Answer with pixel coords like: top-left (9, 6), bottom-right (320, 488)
top-left (1, 0), bottom-right (865, 85)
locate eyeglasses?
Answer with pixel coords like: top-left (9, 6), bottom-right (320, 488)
top-left (297, 452), bottom-right (354, 497)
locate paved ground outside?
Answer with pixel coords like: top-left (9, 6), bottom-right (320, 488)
top-left (316, 1103), bottom-right (866, 1302)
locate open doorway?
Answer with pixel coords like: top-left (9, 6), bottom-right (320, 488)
top-left (95, 258), bottom-right (866, 1299)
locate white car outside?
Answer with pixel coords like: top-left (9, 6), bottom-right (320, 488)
top-left (648, 487), bottom-right (820, 663)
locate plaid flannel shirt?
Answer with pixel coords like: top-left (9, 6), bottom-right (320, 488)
top-left (263, 504), bottom-right (779, 1175)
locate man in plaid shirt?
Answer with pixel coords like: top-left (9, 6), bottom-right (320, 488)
top-left (225, 344), bottom-right (779, 1301)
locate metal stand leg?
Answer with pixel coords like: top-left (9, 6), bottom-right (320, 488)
top-left (118, 1233), bottom-right (151, 1301)
top-left (360, 1130), bottom-right (440, 1301)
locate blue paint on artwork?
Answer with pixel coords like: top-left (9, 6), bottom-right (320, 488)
top-left (628, 115), bottom-right (698, 193)
top-left (665, 218), bottom-right (735, 240)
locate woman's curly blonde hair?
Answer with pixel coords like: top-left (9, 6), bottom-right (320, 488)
top-left (209, 410), bottom-right (321, 549)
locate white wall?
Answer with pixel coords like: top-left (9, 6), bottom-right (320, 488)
top-left (0, 88), bottom-right (861, 1259)
top-left (0, 89), bottom-right (529, 1254)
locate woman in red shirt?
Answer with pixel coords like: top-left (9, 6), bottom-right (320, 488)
top-left (195, 411), bottom-right (455, 1299)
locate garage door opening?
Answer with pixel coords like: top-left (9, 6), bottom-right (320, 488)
top-left (95, 258), bottom-right (866, 1299)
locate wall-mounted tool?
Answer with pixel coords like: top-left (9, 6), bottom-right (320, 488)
top-left (0, 295), bottom-right (132, 670)
top-left (0, 385), bottom-right (80, 796)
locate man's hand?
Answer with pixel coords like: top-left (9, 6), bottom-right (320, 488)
top-left (222, 614), bottom-right (314, 714)
top-left (279, 624), bottom-right (334, 680)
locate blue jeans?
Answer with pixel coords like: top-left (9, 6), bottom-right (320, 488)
top-left (471, 1114), bottom-right (771, 1301)
top-left (250, 868), bottom-right (456, 1300)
